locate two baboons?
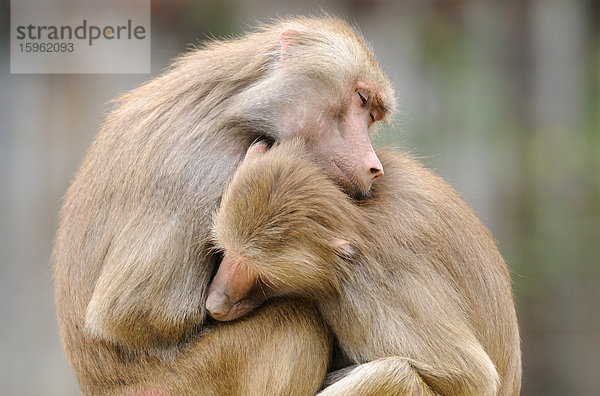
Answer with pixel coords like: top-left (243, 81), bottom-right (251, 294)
top-left (53, 17), bottom-right (521, 395)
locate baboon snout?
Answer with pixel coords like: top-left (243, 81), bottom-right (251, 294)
top-left (206, 252), bottom-right (265, 321)
top-left (365, 152), bottom-right (384, 182)
top-left (205, 290), bottom-right (233, 320)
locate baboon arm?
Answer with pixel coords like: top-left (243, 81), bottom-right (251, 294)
top-left (84, 214), bottom-right (212, 349)
top-left (319, 349), bottom-right (499, 396)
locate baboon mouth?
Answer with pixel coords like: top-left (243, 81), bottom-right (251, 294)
top-left (214, 298), bottom-right (263, 322)
top-left (332, 160), bottom-right (371, 200)
top-left (206, 291), bottom-right (265, 322)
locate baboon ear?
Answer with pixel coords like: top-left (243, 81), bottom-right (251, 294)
top-left (333, 238), bottom-right (355, 257)
top-left (279, 29), bottom-right (301, 58)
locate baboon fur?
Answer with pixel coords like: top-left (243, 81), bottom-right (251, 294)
top-left (212, 140), bottom-right (522, 395)
top-left (53, 17), bottom-right (396, 394)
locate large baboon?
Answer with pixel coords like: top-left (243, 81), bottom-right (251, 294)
top-left (52, 17), bottom-right (394, 394)
top-left (208, 140), bottom-right (522, 395)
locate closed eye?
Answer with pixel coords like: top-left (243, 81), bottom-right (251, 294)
top-left (357, 91), bottom-right (367, 106)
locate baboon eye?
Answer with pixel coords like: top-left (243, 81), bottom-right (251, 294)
top-left (369, 113), bottom-right (375, 123)
top-left (357, 91), bottom-right (368, 106)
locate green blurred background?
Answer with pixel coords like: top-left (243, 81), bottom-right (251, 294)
top-left (1, 1), bottom-right (599, 395)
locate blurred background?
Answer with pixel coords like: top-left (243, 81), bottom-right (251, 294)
top-left (1, 0), bottom-right (599, 394)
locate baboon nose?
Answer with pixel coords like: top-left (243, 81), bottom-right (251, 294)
top-left (366, 156), bottom-right (384, 181)
top-left (206, 291), bottom-right (231, 319)
top-left (370, 166), bottom-right (384, 181)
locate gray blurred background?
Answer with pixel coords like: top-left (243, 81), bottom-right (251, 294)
top-left (1, 0), bottom-right (599, 395)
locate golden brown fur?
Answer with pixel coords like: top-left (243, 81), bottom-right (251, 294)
top-left (61, 298), bottom-right (330, 395)
top-left (211, 140), bottom-right (522, 395)
top-left (52, 17), bottom-right (394, 394)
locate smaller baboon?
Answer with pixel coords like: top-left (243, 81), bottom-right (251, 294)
top-left (208, 140), bottom-right (522, 396)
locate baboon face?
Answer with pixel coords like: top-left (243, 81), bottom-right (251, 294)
top-left (257, 79), bottom-right (387, 198)
top-left (255, 24), bottom-right (395, 199)
top-left (298, 84), bottom-right (387, 199)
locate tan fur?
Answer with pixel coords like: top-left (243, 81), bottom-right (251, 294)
top-left (62, 298), bottom-right (331, 395)
top-left (52, 17), bottom-right (394, 394)
top-left (212, 139), bottom-right (522, 395)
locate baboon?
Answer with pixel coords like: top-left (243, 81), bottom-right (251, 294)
top-left (52, 17), bottom-right (395, 394)
top-left (208, 139), bottom-right (522, 395)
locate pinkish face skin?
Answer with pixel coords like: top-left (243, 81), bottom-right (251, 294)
top-left (304, 84), bottom-right (385, 199)
top-left (205, 251), bottom-right (271, 322)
